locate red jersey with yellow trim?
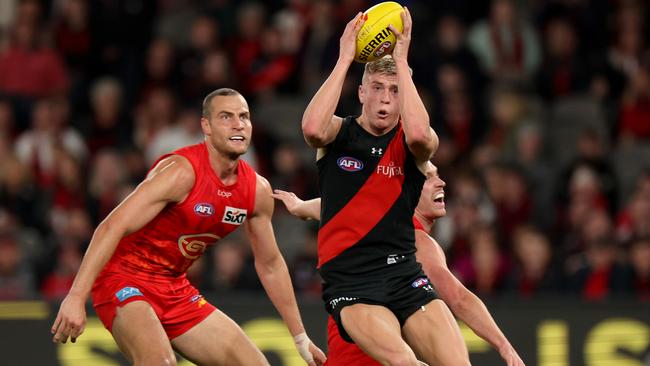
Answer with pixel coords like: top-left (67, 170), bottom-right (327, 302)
top-left (100, 142), bottom-right (257, 278)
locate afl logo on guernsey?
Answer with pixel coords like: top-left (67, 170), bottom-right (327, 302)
top-left (194, 203), bottom-right (215, 216)
top-left (337, 157), bottom-right (364, 172)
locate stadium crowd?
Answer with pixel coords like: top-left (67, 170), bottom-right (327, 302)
top-left (0, 0), bottom-right (648, 303)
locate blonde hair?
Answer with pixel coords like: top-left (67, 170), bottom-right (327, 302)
top-left (362, 55), bottom-right (412, 82)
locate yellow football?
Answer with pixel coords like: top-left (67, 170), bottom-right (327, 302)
top-left (355, 1), bottom-right (404, 63)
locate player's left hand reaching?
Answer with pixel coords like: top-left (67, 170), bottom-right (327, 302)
top-left (295, 332), bottom-right (327, 365)
top-left (51, 293), bottom-right (87, 343)
top-left (388, 6), bottom-right (412, 63)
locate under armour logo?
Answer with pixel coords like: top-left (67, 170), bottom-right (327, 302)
top-left (371, 147), bottom-right (383, 156)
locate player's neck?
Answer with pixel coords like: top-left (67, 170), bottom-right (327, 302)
top-left (205, 142), bottom-right (239, 185)
top-left (413, 210), bottom-right (434, 233)
top-left (356, 115), bottom-right (398, 136)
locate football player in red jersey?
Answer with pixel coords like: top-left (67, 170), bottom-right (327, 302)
top-left (51, 88), bottom-right (326, 366)
top-left (273, 163), bottom-right (525, 366)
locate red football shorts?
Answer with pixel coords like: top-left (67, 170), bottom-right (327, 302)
top-left (325, 316), bottom-right (381, 366)
top-left (91, 270), bottom-right (215, 339)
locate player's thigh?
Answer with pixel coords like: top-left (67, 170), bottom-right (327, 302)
top-left (170, 308), bottom-right (268, 366)
top-left (340, 303), bottom-right (418, 365)
top-left (111, 300), bottom-right (176, 365)
top-left (402, 299), bottom-right (469, 366)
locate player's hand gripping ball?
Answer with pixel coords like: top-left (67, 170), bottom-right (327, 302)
top-left (355, 1), bottom-right (404, 63)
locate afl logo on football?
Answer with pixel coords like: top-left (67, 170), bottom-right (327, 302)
top-left (374, 41), bottom-right (392, 57)
top-left (194, 203), bottom-right (214, 216)
top-left (337, 157), bottom-right (364, 172)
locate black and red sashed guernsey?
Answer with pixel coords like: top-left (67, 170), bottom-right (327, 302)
top-left (317, 116), bottom-right (426, 292)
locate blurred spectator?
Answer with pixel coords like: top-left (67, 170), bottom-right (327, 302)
top-left (40, 244), bottom-right (82, 301)
top-left (87, 149), bottom-right (128, 224)
top-left (439, 170), bottom-right (495, 259)
top-left (607, 3), bottom-right (647, 81)
top-left (467, 0), bottom-right (541, 82)
top-left (133, 86), bottom-right (177, 150)
top-left (53, 0), bottom-right (91, 76)
top-left (139, 38), bottom-right (179, 101)
top-left (82, 76), bottom-right (129, 155)
top-left (536, 16), bottom-right (590, 101)
top-left (49, 150), bottom-right (86, 236)
top-left (556, 128), bottom-right (619, 217)
top-left (483, 163), bottom-right (533, 242)
top-left (618, 63), bottom-right (650, 142)
top-left (416, 14), bottom-right (484, 94)
top-left (0, 231), bottom-right (37, 300)
top-left (0, 10), bottom-right (69, 100)
top-left (299, 0), bottom-right (338, 93)
top-left (0, 97), bottom-right (17, 139)
top-left (627, 236), bottom-right (650, 301)
top-left (452, 224), bottom-right (509, 296)
top-left (178, 15), bottom-right (224, 103)
top-left (430, 64), bottom-right (484, 159)
top-left (145, 108), bottom-right (203, 165)
top-left (483, 87), bottom-right (535, 158)
top-left (511, 123), bottom-right (555, 229)
top-left (616, 171), bottom-right (650, 243)
top-left (207, 238), bottom-right (261, 292)
top-left (270, 143), bottom-right (317, 199)
top-left (14, 97), bottom-right (87, 188)
top-left (559, 167), bottom-right (611, 255)
top-left (289, 226), bottom-right (322, 299)
top-left (246, 26), bottom-right (297, 96)
top-left (0, 154), bottom-right (47, 233)
top-left (229, 2), bottom-right (266, 89)
top-left (506, 225), bottom-right (563, 297)
top-left (568, 236), bottom-right (630, 301)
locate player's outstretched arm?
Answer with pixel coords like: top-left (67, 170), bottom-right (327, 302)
top-left (50, 156), bottom-right (195, 345)
top-left (246, 175), bottom-right (327, 366)
top-left (389, 7), bottom-right (438, 162)
top-left (271, 189), bottom-right (321, 221)
top-left (415, 231), bottom-right (525, 366)
top-left (301, 13), bottom-right (364, 148)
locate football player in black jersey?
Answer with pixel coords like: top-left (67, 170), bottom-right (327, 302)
top-left (301, 9), bottom-right (475, 366)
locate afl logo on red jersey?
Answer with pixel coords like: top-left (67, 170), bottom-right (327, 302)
top-left (194, 203), bottom-right (215, 216)
top-left (337, 157), bottom-right (364, 172)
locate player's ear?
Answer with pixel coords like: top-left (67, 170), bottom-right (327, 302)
top-left (201, 117), bottom-right (211, 135)
top-left (358, 84), bottom-right (365, 104)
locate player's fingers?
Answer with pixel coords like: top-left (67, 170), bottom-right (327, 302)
top-left (70, 324), bottom-right (85, 343)
top-left (53, 322), bottom-right (69, 343)
top-left (51, 314), bottom-right (62, 334)
top-left (402, 7), bottom-right (412, 33)
top-left (388, 24), bottom-right (402, 38)
top-left (349, 12), bottom-right (362, 27)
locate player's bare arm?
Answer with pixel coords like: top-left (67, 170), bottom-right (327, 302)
top-left (51, 155), bottom-right (195, 344)
top-left (415, 232), bottom-right (525, 366)
top-left (389, 8), bottom-right (438, 162)
top-left (301, 13), bottom-right (365, 148)
top-left (271, 190), bottom-right (321, 221)
top-left (245, 175), bottom-right (327, 366)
